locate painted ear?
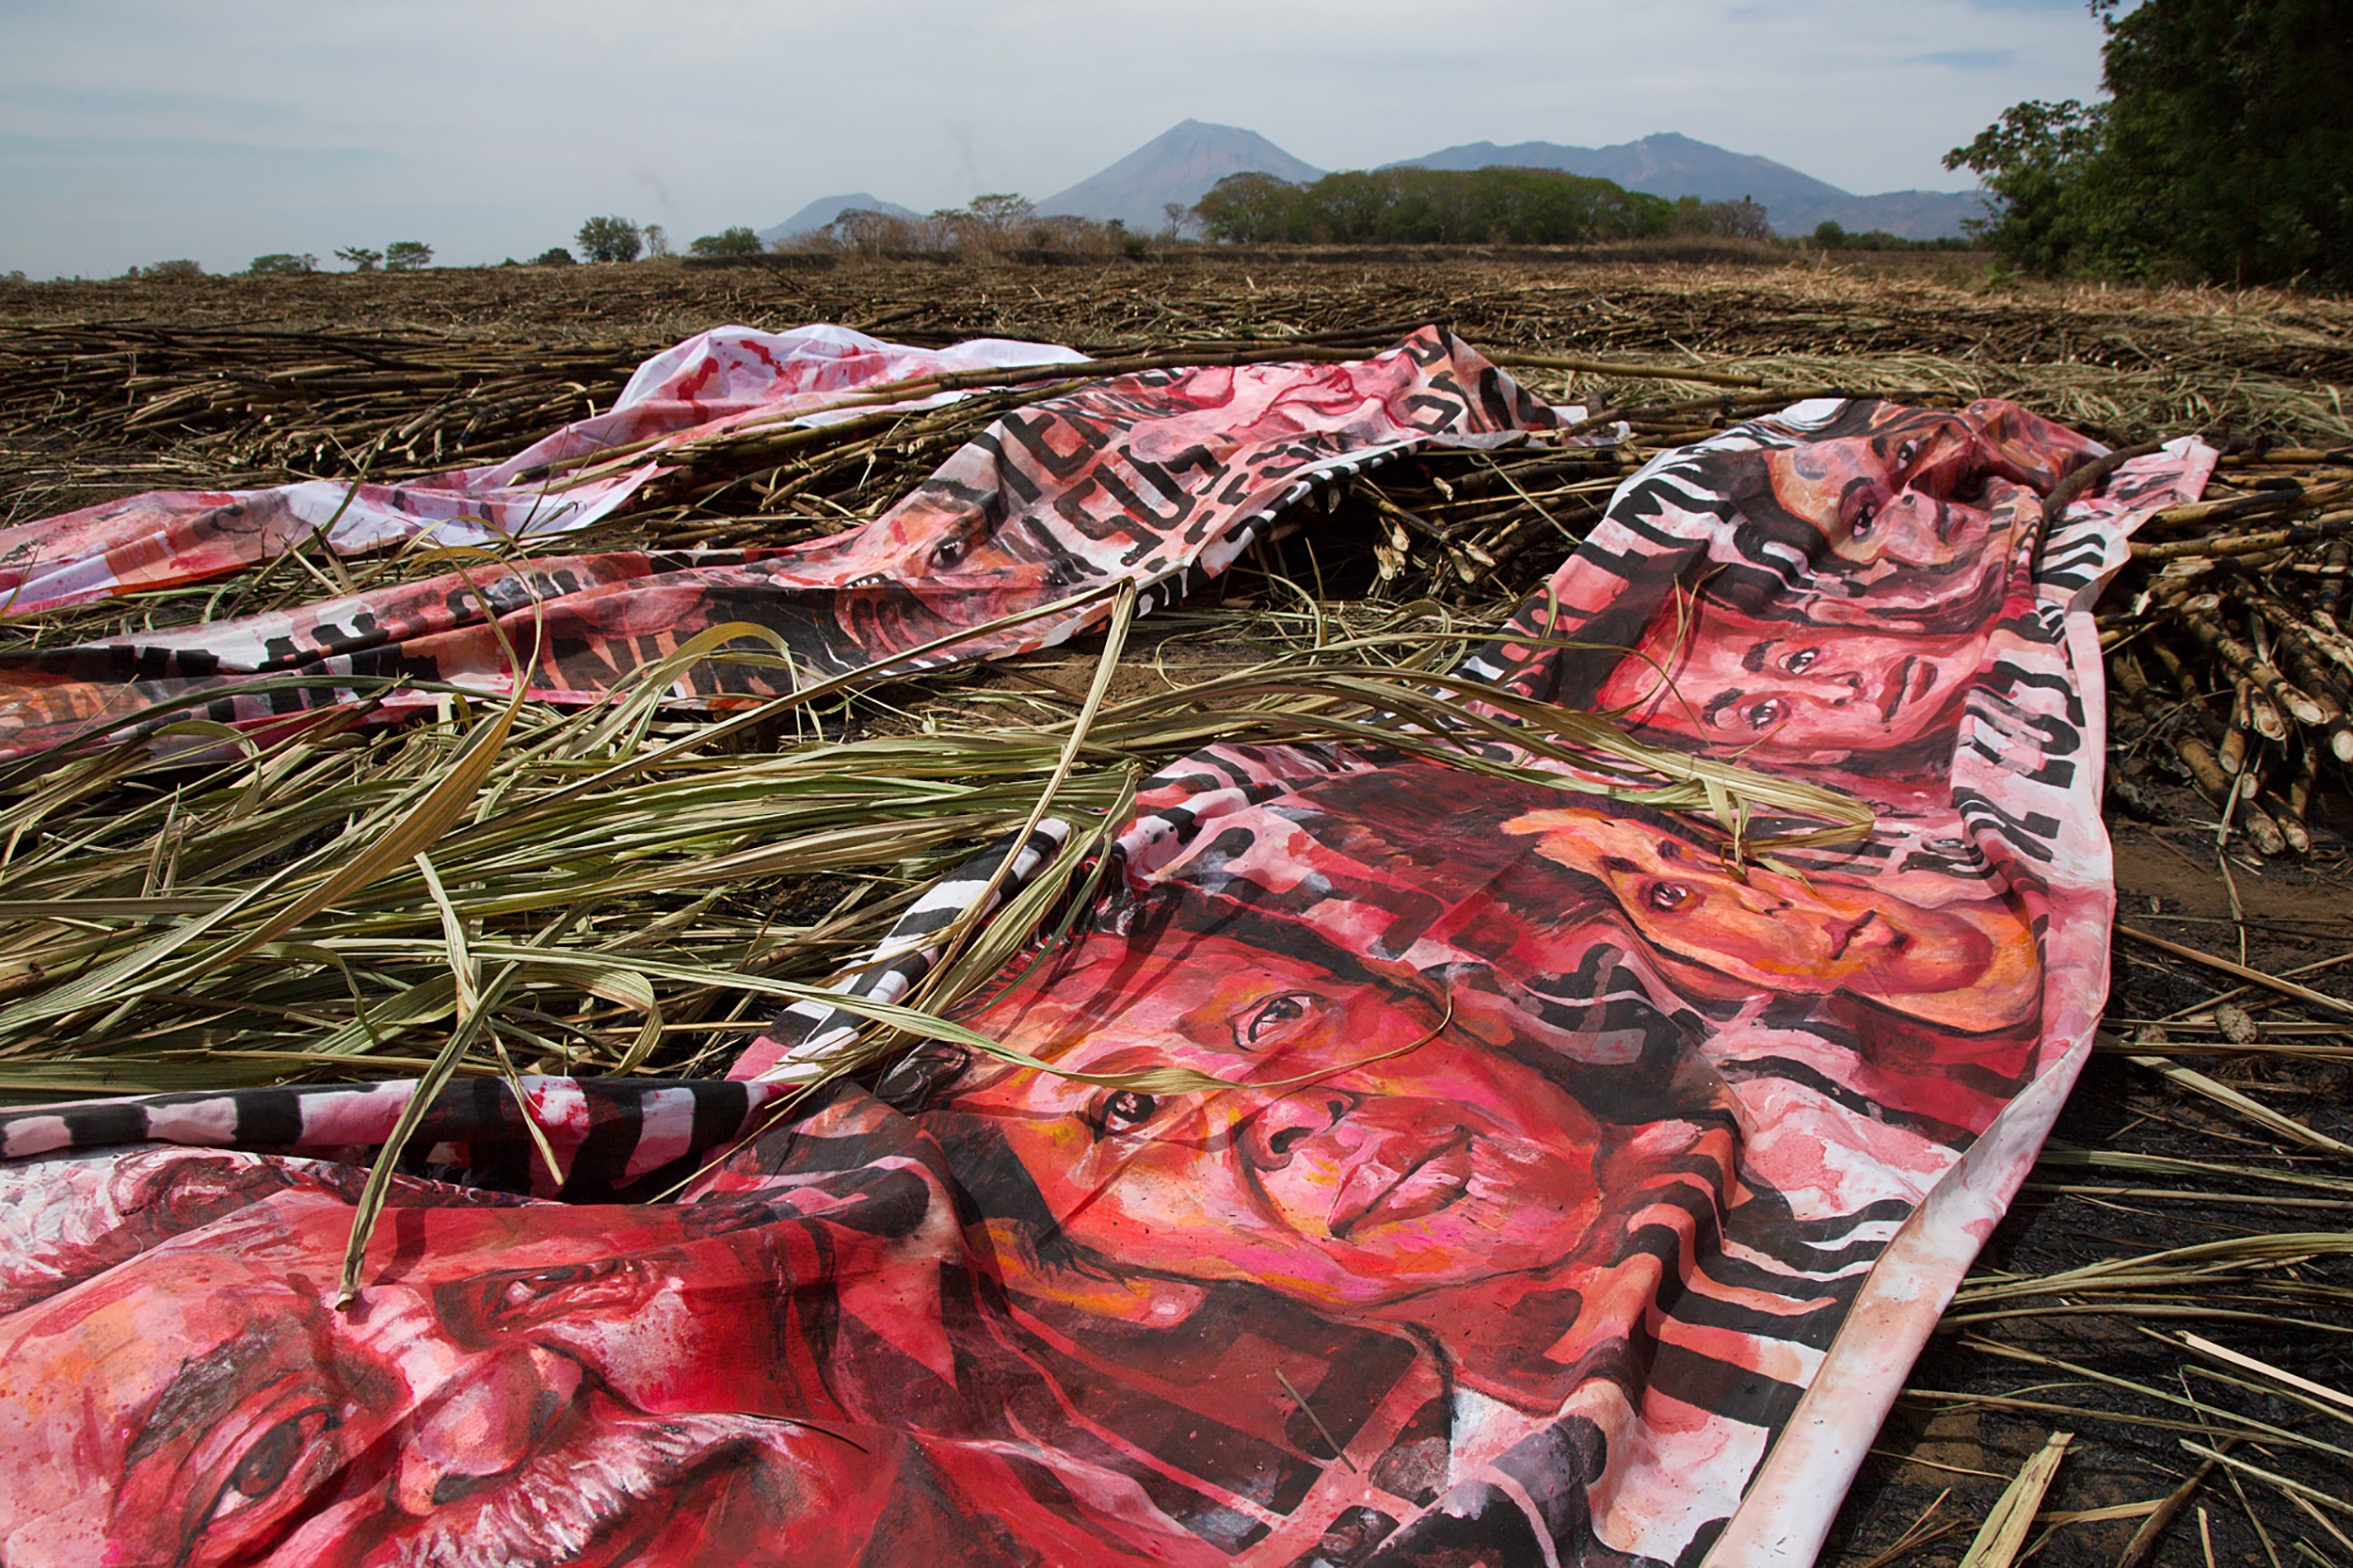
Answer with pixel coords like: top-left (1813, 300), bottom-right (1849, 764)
top-left (980, 1218), bottom-right (1208, 1329)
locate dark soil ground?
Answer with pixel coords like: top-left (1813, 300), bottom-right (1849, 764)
top-left (4, 255), bottom-right (2348, 1565)
top-left (1831, 809), bottom-right (2353, 1566)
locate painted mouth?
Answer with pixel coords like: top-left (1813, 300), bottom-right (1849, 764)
top-left (1328, 1132), bottom-right (1473, 1239)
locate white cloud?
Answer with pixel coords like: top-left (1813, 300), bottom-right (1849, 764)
top-left (0, 0), bottom-right (2107, 278)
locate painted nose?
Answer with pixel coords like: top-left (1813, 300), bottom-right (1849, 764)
top-left (399, 1346), bottom-right (582, 1511)
top-left (1240, 1090), bottom-right (1360, 1172)
top-left (1881, 494), bottom-right (1952, 559)
top-left (1789, 671), bottom-right (1861, 703)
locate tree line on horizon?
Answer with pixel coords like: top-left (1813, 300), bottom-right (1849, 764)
top-left (788, 179), bottom-right (1960, 255)
top-left (106, 242), bottom-right (436, 280)
top-left (82, 177), bottom-right (1952, 284)
top-left (702, 177), bottom-right (1971, 259)
top-left (1194, 167), bottom-right (1710, 247)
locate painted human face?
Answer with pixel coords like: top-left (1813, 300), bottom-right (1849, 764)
top-left (950, 930), bottom-right (1674, 1312)
top-left (1593, 597), bottom-right (1983, 757)
top-left (1503, 808), bottom-right (2029, 1014)
top-left (0, 1187), bottom-right (883, 1568)
top-left (1760, 418), bottom-right (2007, 594)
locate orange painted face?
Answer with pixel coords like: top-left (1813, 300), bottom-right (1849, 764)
top-left (1503, 808), bottom-right (2034, 1024)
top-left (1593, 596), bottom-right (1984, 757)
top-left (950, 930), bottom-right (1657, 1311)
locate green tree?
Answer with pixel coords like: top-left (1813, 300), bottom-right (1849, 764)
top-left (384, 241), bottom-right (432, 271)
top-left (334, 247), bottom-right (383, 272)
top-left (1945, 98), bottom-right (2115, 276)
top-left (689, 226), bottom-right (764, 259)
top-left (248, 252), bottom-right (317, 275)
top-left (1192, 172), bottom-right (1303, 242)
top-left (2100, 0), bottom-right (2349, 285)
top-left (1685, 198), bottom-right (1771, 240)
top-left (531, 247), bottom-right (577, 266)
top-left (1947, 0), bottom-right (2351, 287)
top-left (575, 216), bottom-right (643, 264)
top-left (966, 193), bottom-right (1035, 233)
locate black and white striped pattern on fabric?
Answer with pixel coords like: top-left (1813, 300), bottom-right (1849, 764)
top-left (743, 821), bottom-right (1073, 1083)
top-left (0, 1076), bottom-right (794, 1201)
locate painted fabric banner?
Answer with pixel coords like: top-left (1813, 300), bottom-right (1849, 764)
top-left (0, 331), bottom-right (2216, 1566)
top-left (0, 327), bottom-right (1555, 760)
top-left (0, 325), bottom-right (1088, 617)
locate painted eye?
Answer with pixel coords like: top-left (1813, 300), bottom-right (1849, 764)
top-left (1647, 883), bottom-right (1693, 912)
top-left (502, 1261), bottom-right (619, 1305)
top-left (1782, 648), bottom-right (1820, 675)
top-left (505, 1269), bottom-right (577, 1306)
top-left (1747, 699), bottom-right (1787, 730)
top-left (230, 1418), bottom-right (304, 1499)
top-left (1850, 500), bottom-right (1879, 538)
top-left (1897, 440), bottom-right (1920, 469)
top-left (1238, 991), bottom-right (1316, 1048)
top-left (469, 1257), bottom-right (648, 1333)
top-left (205, 1406), bottom-right (337, 1530)
top-left (1105, 1091), bottom-right (1158, 1128)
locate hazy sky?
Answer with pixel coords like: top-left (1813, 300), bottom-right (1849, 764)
top-left (1, 0), bottom-right (2108, 279)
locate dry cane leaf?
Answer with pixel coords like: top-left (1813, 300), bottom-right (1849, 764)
top-left (1957, 1431), bottom-right (2073, 1568)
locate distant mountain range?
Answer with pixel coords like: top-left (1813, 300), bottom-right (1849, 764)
top-left (1390, 133), bottom-right (1985, 239)
top-left (756, 193), bottom-right (921, 246)
top-left (1037, 120), bottom-right (1324, 232)
top-left (759, 123), bottom-right (1988, 245)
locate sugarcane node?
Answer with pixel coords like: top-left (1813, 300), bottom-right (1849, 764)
top-left (2218, 708), bottom-right (2250, 773)
top-left (2274, 808), bottom-right (2313, 855)
top-left (2246, 808), bottom-right (2288, 858)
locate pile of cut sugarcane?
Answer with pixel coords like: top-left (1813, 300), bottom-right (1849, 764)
top-left (0, 323), bottom-right (645, 494)
top-left (2103, 442), bottom-right (2353, 854)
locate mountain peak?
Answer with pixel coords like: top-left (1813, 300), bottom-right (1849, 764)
top-left (1041, 121), bottom-right (1323, 230)
top-left (758, 192), bottom-right (922, 245)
